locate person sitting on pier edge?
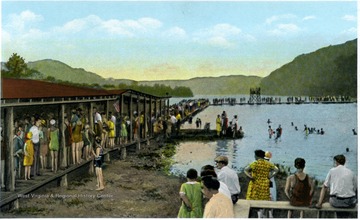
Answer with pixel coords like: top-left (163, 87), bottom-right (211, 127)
top-left (214, 156), bottom-right (241, 204)
top-left (285, 158), bottom-right (314, 218)
top-left (315, 155), bottom-right (357, 211)
top-left (201, 176), bottom-right (234, 218)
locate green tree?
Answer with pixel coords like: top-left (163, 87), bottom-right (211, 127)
top-left (4, 53), bottom-right (28, 78)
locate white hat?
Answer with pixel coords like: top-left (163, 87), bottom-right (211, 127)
top-left (50, 119), bottom-right (56, 125)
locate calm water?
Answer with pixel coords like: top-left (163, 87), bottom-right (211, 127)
top-left (169, 96), bottom-right (358, 182)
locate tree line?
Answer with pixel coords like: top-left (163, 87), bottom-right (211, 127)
top-left (2, 53), bottom-right (194, 97)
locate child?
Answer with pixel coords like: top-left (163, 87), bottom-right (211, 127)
top-left (92, 136), bottom-right (105, 191)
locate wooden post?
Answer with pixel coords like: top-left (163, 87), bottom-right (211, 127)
top-left (129, 94), bottom-right (133, 141)
top-left (60, 104), bottom-right (66, 169)
top-left (60, 174), bottom-right (68, 187)
top-left (5, 107), bottom-right (15, 191)
top-left (149, 97), bottom-right (153, 137)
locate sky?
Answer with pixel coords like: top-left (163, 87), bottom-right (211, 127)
top-left (1, 1), bottom-right (358, 81)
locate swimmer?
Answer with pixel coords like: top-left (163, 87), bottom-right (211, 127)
top-left (352, 129), bottom-right (357, 135)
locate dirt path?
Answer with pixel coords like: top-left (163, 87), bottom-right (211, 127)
top-left (1, 139), bottom-right (328, 218)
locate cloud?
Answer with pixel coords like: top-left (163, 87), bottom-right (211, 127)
top-left (302, 16), bottom-right (316, 21)
top-left (341, 27), bottom-right (357, 34)
top-left (6, 10), bottom-right (43, 32)
top-left (342, 15), bottom-right (357, 22)
top-left (163, 27), bottom-right (187, 39)
top-left (208, 36), bottom-right (234, 48)
top-left (268, 23), bottom-right (301, 36)
top-left (53, 15), bottom-right (162, 37)
top-left (193, 23), bottom-right (249, 48)
top-left (265, 14), bottom-right (296, 25)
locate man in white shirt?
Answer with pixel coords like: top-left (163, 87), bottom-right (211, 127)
top-left (30, 118), bottom-right (41, 176)
top-left (215, 155), bottom-right (241, 204)
top-left (93, 107), bottom-right (102, 137)
top-left (316, 154), bottom-right (357, 210)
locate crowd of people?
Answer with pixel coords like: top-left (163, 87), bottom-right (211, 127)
top-left (215, 111), bottom-right (244, 139)
top-left (176, 151), bottom-right (357, 218)
top-left (1, 98), bottom-right (211, 191)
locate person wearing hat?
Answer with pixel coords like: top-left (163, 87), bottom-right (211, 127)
top-left (23, 132), bottom-right (34, 180)
top-left (264, 151), bottom-right (276, 218)
top-left (39, 119), bottom-right (49, 171)
top-left (214, 155), bottom-right (241, 204)
top-left (48, 119), bottom-right (60, 173)
top-left (285, 157), bottom-right (314, 218)
top-left (244, 150), bottom-right (279, 201)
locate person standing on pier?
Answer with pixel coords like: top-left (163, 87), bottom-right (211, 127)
top-left (93, 136), bottom-right (105, 191)
top-left (216, 115), bottom-right (222, 137)
top-left (231, 115), bottom-right (238, 138)
top-left (23, 132), bottom-right (34, 180)
top-left (29, 117), bottom-right (41, 176)
top-left (221, 111), bottom-right (228, 136)
top-left (14, 128), bottom-right (24, 179)
top-left (48, 119), bottom-right (59, 173)
top-left (39, 120), bottom-right (48, 171)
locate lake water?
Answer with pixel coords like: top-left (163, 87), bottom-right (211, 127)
top-left (169, 96), bottom-right (358, 182)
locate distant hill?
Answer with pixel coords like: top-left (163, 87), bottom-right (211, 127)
top-left (139, 75), bottom-right (262, 95)
top-left (27, 59), bottom-right (107, 84)
top-left (6, 38), bottom-right (357, 97)
top-left (260, 39), bottom-right (357, 97)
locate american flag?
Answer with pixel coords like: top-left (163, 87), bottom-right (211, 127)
top-left (113, 100), bottom-right (120, 112)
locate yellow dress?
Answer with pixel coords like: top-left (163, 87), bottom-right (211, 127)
top-left (246, 159), bottom-right (275, 200)
top-left (107, 120), bottom-right (115, 138)
top-left (23, 140), bottom-right (34, 166)
top-left (216, 117), bottom-right (222, 133)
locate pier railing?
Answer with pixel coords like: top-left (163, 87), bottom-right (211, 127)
top-left (234, 199), bottom-right (357, 218)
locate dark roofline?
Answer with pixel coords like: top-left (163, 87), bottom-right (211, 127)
top-left (1, 78), bottom-right (170, 100)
